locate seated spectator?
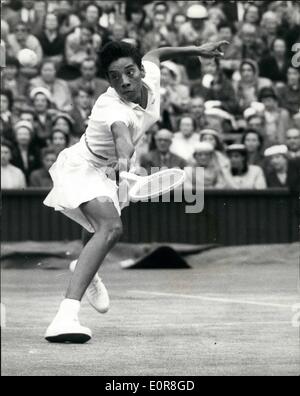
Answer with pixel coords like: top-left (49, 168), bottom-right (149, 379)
top-left (51, 128), bottom-right (70, 156)
top-left (169, 12), bottom-right (187, 47)
top-left (109, 22), bottom-right (129, 42)
top-left (142, 11), bottom-right (176, 53)
top-left (30, 87), bottom-right (56, 149)
top-left (18, 108), bottom-right (35, 124)
top-left (259, 37), bottom-right (289, 84)
top-left (1, 56), bottom-right (30, 111)
top-left (65, 23), bottom-right (101, 74)
top-left (179, 4), bottom-right (217, 46)
top-left (53, 0), bottom-right (81, 37)
top-left (6, 22), bottom-right (43, 77)
top-left (37, 13), bottom-right (65, 68)
top-left (185, 142), bottom-right (225, 190)
top-left (236, 23), bottom-right (266, 61)
top-left (160, 61), bottom-right (190, 126)
top-left (83, 3), bottom-right (111, 46)
top-left (241, 129), bottom-right (265, 167)
top-left (207, 7), bottom-right (226, 29)
top-left (52, 113), bottom-right (75, 137)
top-left (126, 3), bottom-right (150, 43)
top-left (260, 11), bottom-right (281, 52)
top-left (233, 60), bottom-right (272, 113)
top-left (214, 22), bottom-right (241, 74)
top-left (29, 147), bottom-right (57, 188)
top-left (199, 128), bottom-right (230, 171)
top-left (1, 139), bottom-right (26, 189)
top-left (277, 67), bottom-right (300, 116)
top-left (264, 145), bottom-right (290, 188)
top-left (170, 116), bottom-right (200, 163)
top-left (294, 112), bottom-right (300, 130)
top-left (69, 58), bottom-right (109, 106)
top-left (140, 129), bottom-right (186, 175)
top-left (242, 3), bottom-right (262, 28)
top-left (30, 61), bottom-right (73, 112)
top-left (246, 113), bottom-right (266, 136)
top-left (69, 89), bottom-right (91, 138)
top-left (11, 120), bottom-right (40, 183)
top-left (190, 96), bottom-right (207, 132)
top-left (178, 4), bottom-right (216, 80)
top-left (223, 144), bottom-right (266, 189)
top-left (192, 60), bottom-right (239, 115)
top-left (4, 0), bottom-right (45, 37)
top-left (0, 90), bottom-right (14, 142)
top-left (286, 128), bottom-right (300, 159)
top-left (258, 87), bottom-right (291, 147)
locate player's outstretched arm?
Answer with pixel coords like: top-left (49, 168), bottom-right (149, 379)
top-left (111, 121), bottom-right (135, 170)
top-left (143, 41), bottom-right (229, 67)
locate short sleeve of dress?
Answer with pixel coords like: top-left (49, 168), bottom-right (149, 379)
top-left (90, 100), bottom-right (132, 129)
top-left (142, 60), bottom-right (161, 91)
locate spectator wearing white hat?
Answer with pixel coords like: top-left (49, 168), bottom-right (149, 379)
top-left (264, 145), bottom-right (290, 188)
top-left (170, 115), bottom-right (199, 163)
top-left (30, 87), bottom-right (56, 149)
top-left (223, 144), bottom-right (266, 189)
top-left (179, 4), bottom-right (217, 46)
top-left (11, 120), bottom-right (41, 183)
top-left (185, 141), bottom-right (226, 190)
top-left (29, 61), bottom-right (73, 112)
top-left (140, 129), bottom-right (186, 175)
top-left (199, 128), bottom-right (230, 172)
top-left (285, 129), bottom-right (300, 159)
top-left (1, 139), bottom-right (26, 190)
top-left (178, 4), bottom-right (217, 81)
top-left (160, 61), bottom-right (190, 127)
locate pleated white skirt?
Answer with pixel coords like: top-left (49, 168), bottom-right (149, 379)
top-left (44, 142), bottom-right (123, 233)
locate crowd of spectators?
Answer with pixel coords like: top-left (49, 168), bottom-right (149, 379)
top-left (1, 0), bottom-right (300, 192)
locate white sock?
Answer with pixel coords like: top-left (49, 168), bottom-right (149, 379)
top-left (56, 299), bottom-right (81, 320)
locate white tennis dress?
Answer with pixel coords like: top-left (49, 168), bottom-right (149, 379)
top-left (44, 61), bottom-right (161, 232)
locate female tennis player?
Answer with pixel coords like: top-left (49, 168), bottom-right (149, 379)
top-left (44, 40), bottom-right (228, 343)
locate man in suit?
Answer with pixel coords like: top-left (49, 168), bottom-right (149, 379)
top-left (140, 129), bottom-right (186, 175)
top-left (69, 58), bottom-right (109, 105)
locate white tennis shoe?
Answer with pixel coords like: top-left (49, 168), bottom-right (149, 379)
top-left (69, 260), bottom-right (110, 314)
top-left (45, 299), bottom-right (92, 344)
top-left (45, 317), bottom-right (92, 344)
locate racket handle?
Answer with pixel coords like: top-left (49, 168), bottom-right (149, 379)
top-left (119, 171), bottom-right (141, 183)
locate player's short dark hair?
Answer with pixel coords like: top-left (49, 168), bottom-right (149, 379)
top-left (99, 41), bottom-right (142, 77)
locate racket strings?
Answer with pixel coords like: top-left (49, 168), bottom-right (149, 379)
top-left (136, 173), bottom-right (182, 198)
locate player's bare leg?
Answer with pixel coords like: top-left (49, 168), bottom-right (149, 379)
top-left (45, 198), bottom-right (122, 343)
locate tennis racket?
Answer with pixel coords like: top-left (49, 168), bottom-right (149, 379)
top-left (120, 168), bottom-right (185, 202)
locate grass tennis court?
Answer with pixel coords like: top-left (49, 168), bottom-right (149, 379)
top-left (1, 243), bottom-right (299, 376)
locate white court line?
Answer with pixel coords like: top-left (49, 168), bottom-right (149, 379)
top-left (2, 321), bottom-right (292, 331)
top-left (129, 290), bottom-right (294, 309)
